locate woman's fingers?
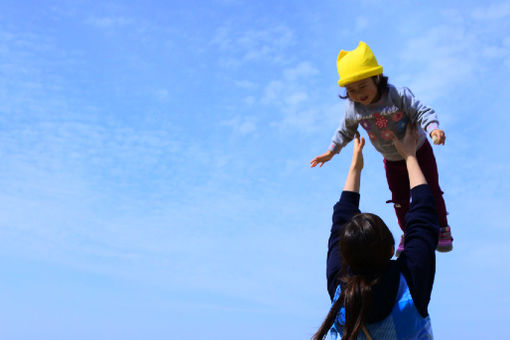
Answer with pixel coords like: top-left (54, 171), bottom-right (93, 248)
top-left (388, 131), bottom-right (399, 145)
top-left (353, 132), bottom-right (364, 149)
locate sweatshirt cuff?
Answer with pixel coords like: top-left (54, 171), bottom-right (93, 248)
top-left (340, 190), bottom-right (360, 205)
top-left (425, 122), bottom-right (439, 134)
top-left (410, 184), bottom-right (432, 199)
top-left (328, 143), bottom-right (341, 154)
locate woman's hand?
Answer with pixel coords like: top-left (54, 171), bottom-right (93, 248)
top-left (390, 123), bottom-right (418, 160)
top-left (343, 132), bottom-right (365, 193)
top-left (392, 124), bottom-right (427, 188)
top-left (430, 129), bottom-right (445, 145)
top-left (310, 150), bottom-right (335, 168)
top-left (350, 132), bottom-right (365, 171)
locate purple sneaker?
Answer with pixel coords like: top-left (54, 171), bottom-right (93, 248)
top-left (437, 226), bottom-right (453, 252)
top-left (395, 235), bottom-right (404, 257)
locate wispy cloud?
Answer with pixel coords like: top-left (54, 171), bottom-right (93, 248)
top-left (262, 61), bottom-right (318, 102)
top-left (234, 80), bottom-right (258, 89)
top-left (221, 115), bottom-right (257, 135)
top-left (86, 16), bottom-right (133, 28)
top-left (1, 2), bottom-right (509, 338)
top-left (340, 15), bottom-right (370, 36)
top-left (259, 61), bottom-right (340, 133)
top-left (282, 61), bottom-right (319, 80)
top-left (211, 24), bottom-right (296, 67)
top-left (397, 25), bottom-right (476, 101)
top-left (395, 7), bottom-right (510, 103)
top-left (471, 1), bottom-right (510, 20)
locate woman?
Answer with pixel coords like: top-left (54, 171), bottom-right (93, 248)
top-left (313, 125), bottom-right (439, 339)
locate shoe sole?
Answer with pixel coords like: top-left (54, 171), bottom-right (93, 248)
top-left (436, 243), bottom-right (453, 252)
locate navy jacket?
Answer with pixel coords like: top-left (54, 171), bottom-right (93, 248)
top-left (326, 184), bottom-right (439, 321)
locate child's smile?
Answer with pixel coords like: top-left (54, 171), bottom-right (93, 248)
top-left (346, 78), bottom-right (379, 105)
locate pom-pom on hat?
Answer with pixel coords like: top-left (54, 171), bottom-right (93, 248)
top-left (337, 41), bottom-right (383, 87)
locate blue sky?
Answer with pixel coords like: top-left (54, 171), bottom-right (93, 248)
top-left (0, 0), bottom-right (509, 339)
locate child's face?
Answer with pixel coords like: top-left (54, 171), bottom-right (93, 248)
top-left (345, 78), bottom-right (379, 105)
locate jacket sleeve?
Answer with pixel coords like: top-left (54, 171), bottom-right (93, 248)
top-left (397, 184), bottom-right (440, 317)
top-left (329, 101), bottom-right (359, 154)
top-left (399, 87), bottom-right (439, 135)
top-left (326, 191), bottom-right (360, 300)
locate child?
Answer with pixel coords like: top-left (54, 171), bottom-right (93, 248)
top-left (310, 41), bottom-right (452, 255)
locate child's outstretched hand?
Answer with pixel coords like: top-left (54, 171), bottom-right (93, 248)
top-left (310, 150), bottom-right (334, 168)
top-left (430, 129), bottom-right (445, 145)
top-left (390, 123), bottom-right (418, 160)
top-left (350, 132), bottom-right (365, 171)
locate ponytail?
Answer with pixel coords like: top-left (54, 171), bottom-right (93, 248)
top-left (311, 274), bottom-right (379, 340)
top-left (311, 292), bottom-right (344, 340)
top-left (342, 275), bottom-right (378, 340)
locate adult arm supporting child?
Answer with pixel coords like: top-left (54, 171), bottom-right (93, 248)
top-left (391, 125), bottom-right (440, 317)
top-left (326, 132), bottom-right (365, 298)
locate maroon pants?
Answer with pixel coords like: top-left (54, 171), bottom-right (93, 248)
top-left (384, 140), bottom-right (448, 231)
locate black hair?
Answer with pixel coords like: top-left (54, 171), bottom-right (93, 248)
top-left (312, 213), bottom-right (395, 340)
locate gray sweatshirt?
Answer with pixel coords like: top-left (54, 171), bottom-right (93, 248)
top-left (329, 84), bottom-right (439, 161)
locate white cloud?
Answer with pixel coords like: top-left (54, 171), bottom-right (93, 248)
top-left (263, 62), bottom-right (318, 105)
top-left (355, 16), bottom-right (369, 31)
top-left (340, 15), bottom-right (370, 36)
top-left (244, 96), bottom-right (255, 105)
top-left (0, 114), bottom-right (193, 274)
top-left (396, 24), bottom-right (475, 101)
top-left (262, 80), bottom-right (284, 104)
top-left (238, 120), bottom-right (256, 134)
top-left (505, 58), bottom-right (510, 69)
top-left (260, 61), bottom-right (332, 133)
top-left (221, 116), bottom-right (257, 135)
top-left (86, 16), bottom-right (133, 28)
top-left (212, 24), bottom-right (295, 67)
top-left (284, 91), bottom-right (308, 107)
top-left (261, 61), bottom-right (343, 135)
top-left (210, 26), bottom-right (232, 50)
top-left (464, 241), bottom-right (510, 270)
top-left (154, 88), bottom-right (169, 101)
top-left (471, 2), bottom-right (510, 20)
top-left (395, 8), bottom-right (510, 103)
top-left (282, 61), bottom-right (319, 80)
top-left (235, 80), bottom-right (258, 89)
top-left (275, 107), bottom-right (320, 133)
top-left (482, 45), bottom-right (509, 58)
top-left (440, 9), bottom-right (465, 24)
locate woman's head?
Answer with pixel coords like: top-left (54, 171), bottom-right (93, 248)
top-left (312, 213), bottom-right (394, 340)
top-left (340, 213), bottom-right (395, 274)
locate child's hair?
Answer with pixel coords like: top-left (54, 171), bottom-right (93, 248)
top-left (312, 213), bottom-right (395, 340)
top-left (338, 74), bottom-right (389, 100)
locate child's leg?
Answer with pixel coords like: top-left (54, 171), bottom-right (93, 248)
top-left (384, 158), bottom-right (410, 232)
top-left (416, 140), bottom-right (448, 227)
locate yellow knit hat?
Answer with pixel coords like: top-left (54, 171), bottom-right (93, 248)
top-left (336, 41), bottom-right (383, 87)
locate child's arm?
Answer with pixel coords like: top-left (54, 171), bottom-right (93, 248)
top-left (326, 133), bottom-right (364, 299)
top-left (399, 87), bottom-right (446, 145)
top-left (310, 102), bottom-right (359, 168)
top-left (310, 150), bottom-right (335, 167)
